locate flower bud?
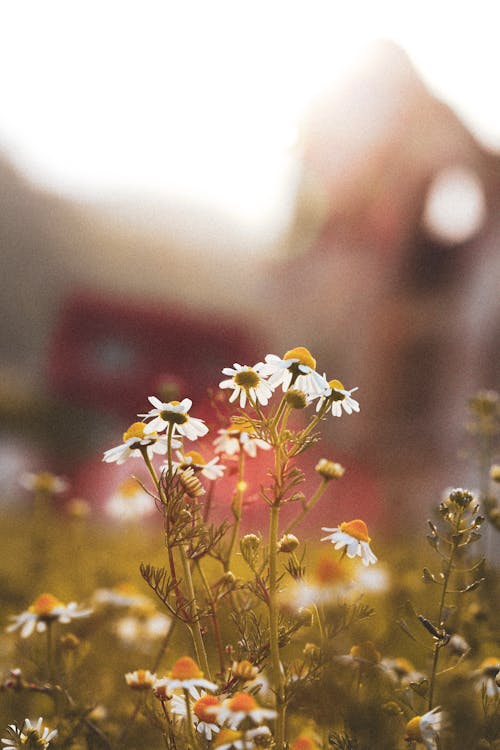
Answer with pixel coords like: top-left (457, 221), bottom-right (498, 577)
top-left (315, 458), bottom-right (345, 481)
top-left (277, 534), bottom-right (299, 553)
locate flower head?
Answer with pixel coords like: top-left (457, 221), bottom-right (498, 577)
top-left (102, 421), bottom-right (178, 465)
top-left (142, 397), bottom-right (208, 441)
top-left (2, 717), bottom-right (58, 749)
top-left (162, 656), bottom-right (217, 698)
top-left (261, 347), bottom-right (327, 398)
top-left (172, 450), bottom-right (225, 480)
top-left (171, 688), bottom-right (222, 740)
top-left (473, 656), bottom-right (500, 697)
top-left (105, 477), bottom-right (155, 521)
top-left (314, 378), bottom-right (360, 417)
top-left (125, 669), bottom-right (156, 690)
top-left (212, 726), bottom-right (272, 750)
top-left (20, 471), bottom-right (68, 495)
top-left (213, 421), bottom-right (270, 458)
top-left (219, 363), bottom-right (274, 408)
top-left (405, 707), bottom-right (445, 748)
top-left (321, 519), bottom-right (377, 566)
top-left (218, 691), bottom-right (277, 728)
top-left (6, 594), bottom-right (92, 638)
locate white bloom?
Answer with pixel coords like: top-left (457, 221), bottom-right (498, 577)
top-left (105, 477), bottom-right (155, 521)
top-left (405, 707), bottom-right (445, 749)
top-left (125, 669), bottom-right (157, 689)
top-left (142, 397), bottom-right (208, 441)
top-left (172, 450), bottom-right (226, 480)
top-left (170, 688), bottom-right (222, 740)
top-left (102, 421), bottom-right (178, 465)
top-left (6, 594), bottom-right (92, 639)
top-left (161, 656), bottom-right (217, 699)
top-left (213, 423), bottom-right (270, 458)
top-left (20, 471), bottom-right (68, 494)
top-left (115, 612), bottom-right (171, 648)
top-left (92, 583), bottom-right (150, 609)
top-left (321, 519), bottom-right (377, 566)
top-left (218, 692), bottom-right (276, 728)
top-left (314, 378), bottom-right (360, 417)
top-left (473, 657), bottom-right (500, 697)
top-left (2, 717), bottom-right (58, 749)
top-left (261, 347), bottom-right (327, 398)
top-left (219, 363), bottom-right (274, 408)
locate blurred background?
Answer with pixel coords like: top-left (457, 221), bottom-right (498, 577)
top-left (1, 0), bottom-right (499, 531)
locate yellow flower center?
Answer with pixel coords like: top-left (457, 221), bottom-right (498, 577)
top-left (227, 692), bottom-right (257, 713)
top-left (234, 369), bottom-right (260, 389)
top-left (480, 657), bottom-right (500, 675)
top-left (160, 404), bottom-right (188, 424)
top-left (32, 472), bottom-right (59, 493)
top-left (30, 593), bottom-right (63, 616)
top-left (284, 347), bottom-right (316, 370)
top-left (122, 422), bottom-right (149, 442)
top-left (193, 695), bottom-right (220, 722)
top-left (184, 450), bottom-right (207, 466)
top-left (227, 419), bottom-right (256, 435)
top-left (328, 379), bottom-right (345, 391)
top-left (169, 656), bottom-right (203, 680)
top-left (350, 641), bottom-right (381, 664)
top-left (405, 716), bottom-right (422, 741)
top-left (393, 657), bottom-right (415, 676)
top-left (119, 477), bottom-right (141, 497)
top-left (314, 555), bottom-right (348, 585)
top-left (212, 729), bottom-right (242, 749)
top-left (340, 519), bottom-right (370, 542)
top-left (328, 379), bottom-right (346, 402)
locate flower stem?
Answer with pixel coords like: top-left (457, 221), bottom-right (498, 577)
top-left (269, 502), bottom-right (286, 750)
top-left (179, 545), bottom-right (212, 681)
top-left (284, 478), bottom-right (328, 534)
top-left (225, 450), bottom-right (245, 571)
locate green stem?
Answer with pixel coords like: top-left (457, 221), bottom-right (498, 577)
top-left (179, 546), bottom-right (211, 680)
top-left (183, 688), bottom-right (198, 747)
top-left (46, 621), bottom-right (54, 682)
top-left (269, 503), bottom-right (286, 750)
top-left (225, 450), bottom-right (246, 571)
top-left (196, 561), bottom-right (226, 676)
top-left (284, 478), bottom-right (328, 534)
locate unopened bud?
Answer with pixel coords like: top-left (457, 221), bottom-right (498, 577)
top-left (448, 488), bottom-right (474, 509)
top-left (315, 458), bottom-right (345, 481)
top-left (277, 534), bottom-right (299, 553)
top-left (240, 533), bottom-right (261, 565)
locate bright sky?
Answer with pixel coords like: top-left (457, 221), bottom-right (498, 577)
top-left (0, 0), bottom-right (498, 231)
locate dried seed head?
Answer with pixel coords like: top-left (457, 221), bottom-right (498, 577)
top-left (285, 388), bottom-right (308, 409)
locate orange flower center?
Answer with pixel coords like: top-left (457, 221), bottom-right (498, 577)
top-left (170, 656), bottom-right (203, 680)
top-left (405, 716), bottom-right (422, 741)
top-left (227, 692), bottom-right (257, 713)
top-left (328, 379), bottom-right (345, 392)
top-left (291, 737), bottom-right (318, 750)
top-left (314, 555), bottom-right (347, 585)
top-left (283, 347), bottom-right (316, 370)
top-left (213, 729), bottom-right (242, 749)
top-left (193, 695), bottom-right (220, 722)
top-left (123, 422), bottom-right (149, 442)
top-left (119, 477), bottom-right (141, 497)
top-left (340, 519), bottom-right (370, 542)
top-left (30, 593), bottom-right (62, 616)
top-left (350, 641), bottom-right (381, 664)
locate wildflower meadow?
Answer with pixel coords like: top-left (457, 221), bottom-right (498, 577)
top-left (1, 347), bottom-right (499, 749)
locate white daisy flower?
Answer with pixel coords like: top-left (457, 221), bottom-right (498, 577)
top-left (213, 422), bottom-right (271, 458)
top-left (92, 583), bottom-right (150, 609)
top-left (314, 378), bottom-right (360, 417)
top-left (125, 669), bottom-right (157, 690)
top-left (405, 707), bottom-right (445, 749)
top-left (2, 717), bottom-right (58, 749)
top-left (172, 450), bottom-right (226, 480)
top-left (321, 519), bottom-right (377, 566)
top-left (473, 657), bottom-right (500, 697)
top-left (20, 471), bottom-right (68, 494)
top-left (142, 397), bottom-right (209, 441)
top-left (212, 726), bottom-right (272, 750)
top-left (6, 594), bottom-right (92, 639)
top-left (261, 347), bottom-right (327, 398)
top-left (170, 688), bottom-right (222, 740)
top-left (218, 692), bottom-right (277, 728)
top-left (105, 477), bottom-right (155, 521)
top-left (219, 363), bottom-right (274, 408)
top-left (102, 421), bottom-right (178, 465)
top-left (115, 612), bottom-right (172, 648)
top-left (160, 656), bottom-right (217, 698)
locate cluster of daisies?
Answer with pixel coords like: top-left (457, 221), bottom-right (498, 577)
top-left (125, 657), bottom-right (276, 749)
top-left (102, 346), bottom-right (359, 469)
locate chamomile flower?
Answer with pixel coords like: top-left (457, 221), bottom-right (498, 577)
top-left (473, 656), bottom-right (500, 697)
top-left (219, 363), bottom-right (274, 408)
top-left (6, 594), bottom-right (92, 638)
top-left (218, 692), bottom-right (277, 728)
top-left (125, 669), bottom-right (156, 690)
top-left (2, 717), bottom-right (57, 749)
top-left (102, 422), bottom-right (177, 465)
top-left (261, 347), bottom-right (327, 398)
top-left (404, 707), bottom-right (445, 749)
top-left (105, 477), bottom-right (155, 521)
top-left (314, 378), bottom-right (360, 417)
top-left (321, 519), bottom-right (377, 566)
top-left (142, 397), bottom-right (208, 441)
top-left (161, 656), bottom-right (217, 698)
top-left (172, 450), bottom-right (226, 480)
top-left (170, 688), bottom-right (222, 740)
top-left (213, 421), bottom-right (270, 458)
top-left (20, 471), bottom-right (68, 494)
top-left (92, 583), bottom-right (150, 609)
top-left (212, 726), bottom-right (272, 750)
